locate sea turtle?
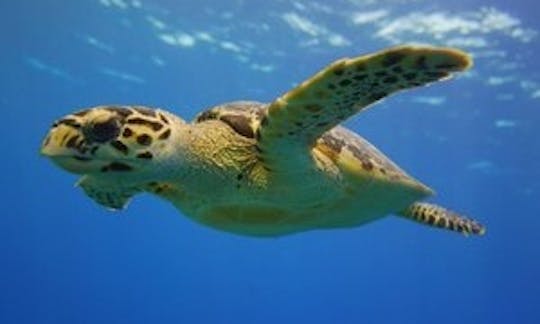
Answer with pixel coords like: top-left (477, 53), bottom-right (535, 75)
top-left (41, 45), bottom-right (485, 237)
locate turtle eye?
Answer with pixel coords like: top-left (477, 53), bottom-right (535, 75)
top-left (83, 118), bottom-right (120, 143)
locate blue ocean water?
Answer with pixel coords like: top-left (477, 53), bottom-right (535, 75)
top-left (2, 0), bottom-right (539, 323)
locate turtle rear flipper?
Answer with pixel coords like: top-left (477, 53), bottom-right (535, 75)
top-left (399, 202), bottom-right (485, 236)
top-left (77, 176), bottom-right (141, 210)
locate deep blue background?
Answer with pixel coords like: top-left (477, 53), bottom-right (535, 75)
top-left (2, 1), bottom-right (539, 323)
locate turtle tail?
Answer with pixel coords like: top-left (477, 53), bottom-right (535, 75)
top-left (398, 202), bottom-right (485, 236)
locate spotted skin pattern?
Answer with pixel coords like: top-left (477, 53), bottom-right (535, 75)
top-left (78, 176), bottom-right (141, 210)
top-left (403, 202), bottom-right (485, 235)
top-left (257, 45), bottom-right (472, 171)
top-left (45, 105), bottom-right (173, 173)
top-left (41, 45), bottom-right (485, 236)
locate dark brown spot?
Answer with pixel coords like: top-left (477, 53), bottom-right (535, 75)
top-left (60, 133), bottom-right (70, 145)
top-left (126, 118), bottom-right (163, 131)
top-left (392, 66), bottom-right (404, 73)
top-left (362, 161), bottom-right (373, 171)
top-left (122, 128), bottom-right (133, 138)
top-left (58, 118), bottom-right (81, 129)
top-left (416, 56), bottom-right (428, 69)
top-left (314, 90), bottom-right (327, 99)
top-left (196, 110), bottom-right (218, 122)
top-left (137, 134), bottom-right (152, 146)
top-left (346, 142), bottom-right (375, 169)
top-left (43, 135), bottom-right (51, 147)
top-left (353, 74), bottom-right (367, 81)
top-left (381, 52), bottom-right (406, 67)
top-left (305, 104), bottom-right (323, 112)
top-left (159, 113), bottom-right (169, 124)
top-left (85, 118), bottom-right (120, 143)
top-left (105, 107), bottom-right (133, 118)
top-left (253, 107), bottom-right (266, 119)
top-left (219, 114), bottom-right (255, 138)
top-left (133, 106), bottom-right (157, 117)
top-left (321, 133), bottom-right (346, 153)
top-left (73, 156), bottom-right (91, 161)
top-left (158, 129), bottom-right (171, 140)
top-left (436, 217), bottom-right (447, 228)
top-left (425, 71), bottom-right (449, 79)
top-left (237, 173), bottom-right (243, 180)
top-left (355, 64), bottom-right (366, 72)
top-left (73, 110), bottom-right (89, 117)
top-left (108, 162), bottom-right (132, 171)
top-left (369, 92), bottom-right (386, 101)
top-left (101, 162), bottom-right (132, 172)
top-left (66, 135), bottom-right (80, 149)
top-left (382, 76), bottom-right (398, 84)
top-left (435, 63), bottom-right (458, 70)
top-left (136, 151), bottom-right (153, 159)
top-left (403, 72), bottom-right (417, 81)
top-left (339, 79), bottom-right (352, 87)
top-left (110, 140), bottom-right (128, 155)
top-left (334, 69), bottom-right (344, 76)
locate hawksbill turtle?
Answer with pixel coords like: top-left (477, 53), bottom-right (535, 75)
top-left (41, 45), bottom-right (485, 237)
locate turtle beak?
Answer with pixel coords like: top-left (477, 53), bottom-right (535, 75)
top-left (40, 136), bottom-right (66, 157)
top-left (40, 120), bottom-right (99, 174)
top-left (40, 120), bottom-right (82, 157)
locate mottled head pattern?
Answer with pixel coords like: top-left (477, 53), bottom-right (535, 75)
top-left (41, 105), bottom-right (178, 175)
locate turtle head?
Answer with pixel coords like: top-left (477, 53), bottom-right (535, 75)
top-left (41, 105), bottom-right (183, 178)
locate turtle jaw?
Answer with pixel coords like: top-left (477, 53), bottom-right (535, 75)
top-left (40, 135), bottom-right (138, 175)
top-left (43, 155), bottom-right (104, 174)
top-left (40, 136), bottom-right (110, 174)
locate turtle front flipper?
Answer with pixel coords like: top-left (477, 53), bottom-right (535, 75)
top-left (257, 45), bottom-right (472, 171)
top-left (399, 202), bottom-right (485, 236)
top-left (77, 176), bottom-right (141, 210)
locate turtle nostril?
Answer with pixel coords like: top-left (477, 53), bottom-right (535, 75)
top-left (84, 118), bottom-right (120, 143)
